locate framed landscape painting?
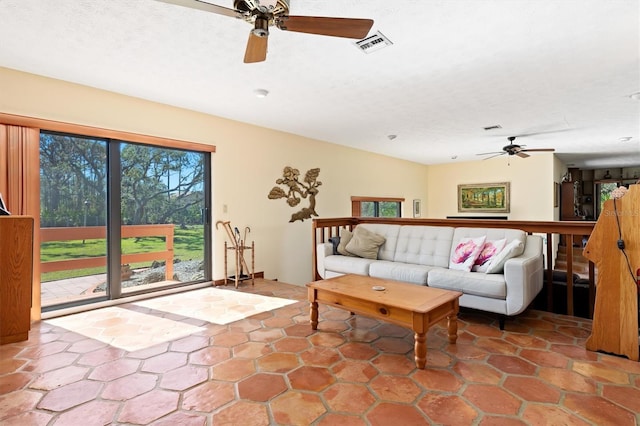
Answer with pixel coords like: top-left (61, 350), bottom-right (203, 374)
top-left (458, 182), bottom-right (510, 213)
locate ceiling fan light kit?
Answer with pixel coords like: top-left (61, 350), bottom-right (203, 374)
top-left (157, 0), bottom-right (374, 63)
top-left (251, 17), bottom-right (270, 37)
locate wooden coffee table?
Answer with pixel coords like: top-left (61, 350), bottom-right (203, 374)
top-left (307, 274), bottom-right (462, 369)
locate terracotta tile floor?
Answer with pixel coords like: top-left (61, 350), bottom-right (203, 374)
top-left (1, 279), bottom-right (639, 425)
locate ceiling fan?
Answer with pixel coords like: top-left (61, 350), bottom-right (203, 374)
top-left (477, 136), bottom-right (555, 160)
top-left (156, 0), bottom-right (374, 63)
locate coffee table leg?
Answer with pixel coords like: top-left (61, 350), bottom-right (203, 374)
top-left (310, 301), bottom-right (318, 330)
top-left (414, 332), bottom-right (427, 369)
top-left (447, 314), bottom-right (458, 344)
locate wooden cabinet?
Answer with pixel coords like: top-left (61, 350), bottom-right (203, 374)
top-left (0, 216), bottom-right (34, 344)
top-left (560, 181), bottom-right (581, 220)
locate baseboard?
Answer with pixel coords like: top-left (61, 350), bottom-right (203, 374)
top-left (213, 271), bottom-right (264, 286)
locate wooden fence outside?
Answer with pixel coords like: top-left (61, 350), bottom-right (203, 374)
top-left (40, 224), bottom-right (174, 281)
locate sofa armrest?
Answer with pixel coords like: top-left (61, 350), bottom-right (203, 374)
top-left (503, 235), bottom-right (544, 315)
top-left (316, 243), bottom-right (333, 279)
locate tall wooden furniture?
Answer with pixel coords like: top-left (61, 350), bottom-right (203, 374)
top-left (560, 181), bottom-right (582, 220)
top-left (0, 216), bottom-right (34, 344)
top-left (583, 184), bottom-right (639, 361)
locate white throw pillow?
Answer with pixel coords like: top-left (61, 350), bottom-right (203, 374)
top-left (472, 238), bottom-right (507, 273)
top-left (449, 236), bottom-right (486, 272)
top-left (484, 240), bottom-right (524, 274)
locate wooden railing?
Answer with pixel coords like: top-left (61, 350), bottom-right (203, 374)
top-left (40, 224), bottom-right (174, 281)
top-left (312, 217), bottom-right (596, 317)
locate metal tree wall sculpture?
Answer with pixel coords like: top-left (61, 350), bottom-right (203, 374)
top-left (268, 166), bottom-right (321, 222)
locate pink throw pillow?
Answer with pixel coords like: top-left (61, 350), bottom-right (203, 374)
top-left (472, 238), bottom-right (507, 273)
top-left (449, 236), bottom-right (486, 272)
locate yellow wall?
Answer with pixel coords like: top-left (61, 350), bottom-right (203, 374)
top-left (0, 67), bottom-right (429, 285)
top-left (426, 154), bottom-right (556, 220)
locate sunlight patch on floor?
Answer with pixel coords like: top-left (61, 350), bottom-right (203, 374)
top-left (45, 306), bottom-right (204, 352)
top-left (44, 287), bottom-right (296, 351)
top-left (133, 287), bottom-right (296, 325)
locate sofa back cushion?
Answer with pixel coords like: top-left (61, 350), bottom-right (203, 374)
top-left (451, 227), bottom-right (526, 248)
top-left (393, 226), bottom-right (455, 267)
top-left (357, 224), bottom-right (401, 261)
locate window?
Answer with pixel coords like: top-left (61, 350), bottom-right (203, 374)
top-left (595, 181), bottom-right (620, 218)
top-left (351, 196), bottom-right (403, 217)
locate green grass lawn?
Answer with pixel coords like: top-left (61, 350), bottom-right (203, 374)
top-left (41, 225), bottom-right (205, 282)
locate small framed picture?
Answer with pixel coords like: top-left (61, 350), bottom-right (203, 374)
top-left (413, 199), bottom-right (421, 218)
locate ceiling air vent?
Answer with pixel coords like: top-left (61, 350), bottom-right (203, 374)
top-left (354, 31), bottom-right (392, 54)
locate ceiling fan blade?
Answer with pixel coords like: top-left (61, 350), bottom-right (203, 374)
top-left (477, 151), bottom-right (503, 156)
top-left (276, 16), bottom-right (374, 39)
top-left (482, 153), bottom-right (506, 160)
top-left (521, 148), bottom-right (556, 152)
top-left (244, 32), bottom-right (268, 63)
top-left (516, 152), bottom-right (530, 158)
top-left (155, 0), bottom-right (242, 18)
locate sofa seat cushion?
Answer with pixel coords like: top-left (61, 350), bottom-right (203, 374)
top-left (323, 255), bottom-right (376, 276)
top-left (368, 261), bottom-right (435, 285)
top-left (427, 269), bottom-right (507, 299)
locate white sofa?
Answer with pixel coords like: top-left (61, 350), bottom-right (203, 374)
top-left (316, 223), bottom-right (544, 327)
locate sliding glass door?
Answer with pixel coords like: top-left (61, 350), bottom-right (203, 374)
top-left (119, 142), bottom-right (207, 296)
top-left (40, 132), bottom-right (210, 311)
top-left (40, 133), bottom-right (108, 307)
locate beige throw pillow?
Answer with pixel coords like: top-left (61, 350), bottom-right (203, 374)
top-left (345, 226), bottom-right (386, 259)
top-left (337, 229), bottom-right (357, 256)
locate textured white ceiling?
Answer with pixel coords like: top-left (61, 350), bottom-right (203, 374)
top-left (0, 0), bottom-right (638, 169)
